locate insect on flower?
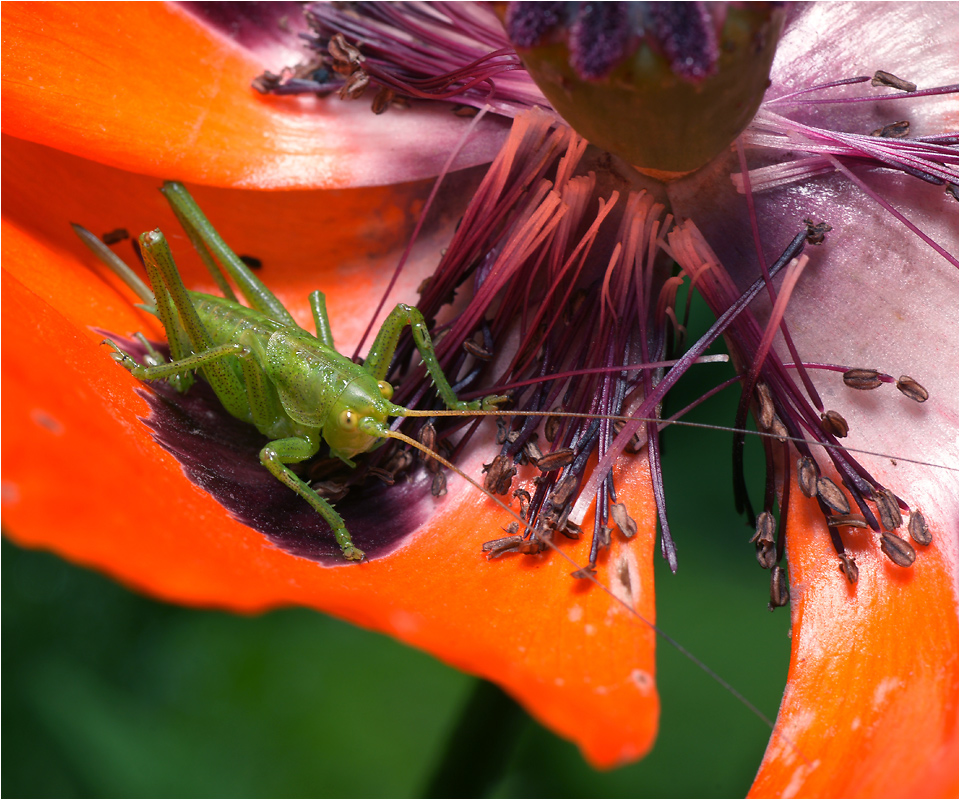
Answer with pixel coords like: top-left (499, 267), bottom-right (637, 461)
top-left (75, 181), bottom-right (510, 562)
top-left (3, 1), bottom-right (958, 794)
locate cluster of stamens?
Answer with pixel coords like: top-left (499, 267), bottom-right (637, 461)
top-left (253, 3), bottom-right (544, 118)
top-left (254, 3), bottom-right (953, 598)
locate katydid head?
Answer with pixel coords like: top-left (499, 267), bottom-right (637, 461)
top-left (323, 375), bottom-right (398, 462)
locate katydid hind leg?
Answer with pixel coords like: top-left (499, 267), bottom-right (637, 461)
top-left (159, 182), bottom-right (299, 329)
top-left (260, 433), bottom-right (366, 561)
top-left (138, 229), bottom-right (252, 421)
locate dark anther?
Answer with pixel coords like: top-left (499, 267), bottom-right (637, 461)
top-left (803, 219), bottom-right (832, 245)
top-left (797, 456), bottom-right (818, 498)
top-left (875, 488), bottom-right (903, 530)
top-left (571, 564), bottom-right (598, 580)
top-left (768, 565), bottom-right (790, 610)
top-left (452, 104), bottom-right (480, 118)
top-left (871, 70), bottom-right (917, 93)
top-left (544, 413), bottom-right (562, 443)
top-left (328, 33), bottom-right (362, 73)
top-left (838, 553), bottom-right (859, 584)
top-left (368, 467), bottom-right (396, 486)
top-left (908, 510), bottom-right (933, 546)
top-left (827, 514), bottom-right (868, 529)
top-left (751, 511), bottom-right (777, 570)
top-left (482, 455), bottom-right (516, 495)
top-left (371, 87), bottom-right (395, 115)
top-left (522, 437), bottom-right (544, 464)
top-left (431, 471), bottom-right (447, 498)
top-left (880, 532), bottom-right (916, 567)
top-left (870, 120), bottom-right (910, 138)
top-left (238, 254), bottom-right (262, 270)
top-left (419, 423), bottom-right (437, 457)
top-left (947, 183), bottom-right (959, 201)
top-left (769, 415), bottom-right (788, 443)
top-left (896, 375), bottom-right (929, 403)
top-left (482, 535), bottom-right (524, 558)
top-left (549, 474), bottom-right (577, 508)
top-left (612, 418), bottom-right (646, 453)
top-left (535, 448), bottom-right (575, 472)
top-left (339, 70), bottom-right (370, 101)
top-left (495, 417), bottom-right (509, 446)
top-left (251, 71), bottom-right (282, 94)
top-left (820, 409), bottom-right (849, 438)
top-left (462, 338), bottom-right (494, 361)
top-left (816, 476), bottom-right (851, 515)
top-left (609, 502), bottom-right (637, 538)
top-left (513, 488), bottom-right (531, 519)
top-left (101, 228), bottom-right (129, 245)
top-left (755, 382), bottom-right (775, 431)
top-left (312, 480), bottom-right (349, 502)
top-left (843, 368), bottom-right (883, 390)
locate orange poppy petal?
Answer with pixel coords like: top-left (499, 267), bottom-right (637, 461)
top-left (0, 2), bottom-right (509, 189)
top-left (1, 134), bottom-right (661, 768)
top-left (750, 485), bottom-right (958, 798)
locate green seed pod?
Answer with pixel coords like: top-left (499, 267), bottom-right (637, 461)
top-left (503, 2), bottom-right (785, 174)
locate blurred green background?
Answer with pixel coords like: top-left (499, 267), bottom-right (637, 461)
top-left (2, 292), bottom-right (790, 797)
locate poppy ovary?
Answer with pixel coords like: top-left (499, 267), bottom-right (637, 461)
top-left (501, 1), bottom-right (786, 176)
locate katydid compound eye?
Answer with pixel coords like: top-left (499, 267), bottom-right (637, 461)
top-left (339, 408), bottom-right (359, 431)
top-left (377, 380), bottom-right (394, 401)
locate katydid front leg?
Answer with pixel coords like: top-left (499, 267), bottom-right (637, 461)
top-left (260, 432), bottom-right (365, 562)
top-left (363, 303), bottom-right (505, 412)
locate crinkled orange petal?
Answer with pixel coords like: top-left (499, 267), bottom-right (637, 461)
top-left (1, 134), bottom-right (660, 768)
top-left (750, 485), bottom-right (959, 798)
top-left (0, 2), bottom-right (509, 189)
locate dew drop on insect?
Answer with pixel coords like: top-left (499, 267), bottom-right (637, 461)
top-left (843, 368), bottom-right (883, 390)
top-left (880, 532), bottom-right (916, 567)
top-left (908, 510), bottom-right (933, 546)
top-left (896, 375), bottom-right (929, 403)
top-left (816, 476), bottom-right (851, 515)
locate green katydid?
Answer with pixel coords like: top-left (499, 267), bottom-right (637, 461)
top-left (74, 181), bottom-right (506, 562)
